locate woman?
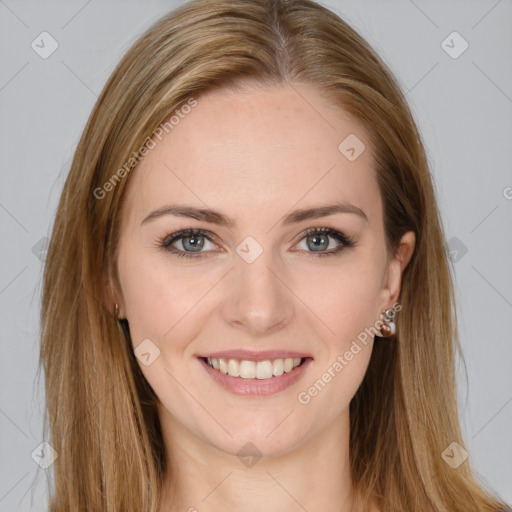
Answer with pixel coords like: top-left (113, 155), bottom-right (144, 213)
top-left (39, 0), bottom-right (510, 511)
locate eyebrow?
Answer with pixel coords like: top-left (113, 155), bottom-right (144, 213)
top-left (140, 201), bottom-right (368, 227)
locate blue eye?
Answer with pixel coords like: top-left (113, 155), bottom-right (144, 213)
top-left (294, 227), bottom-right (356, 257)
top-left (160, 229), bottom-right (218, 259)
top-left (159, 227), bottom-right (355, 260)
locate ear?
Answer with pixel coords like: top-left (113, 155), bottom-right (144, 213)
top-left (378, 230), bottom-right (415, 310)
top-left (102, 271), bottom-right (125, 319)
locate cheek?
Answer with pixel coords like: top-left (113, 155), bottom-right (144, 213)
top-left (295, 263), bottom-right (383, 404)
top-left (296, 271), bottom-right (379, 415)
top-left (117, 244), bottom-right (190, 341)
top-left (300, 261), bottom-right (384, 346)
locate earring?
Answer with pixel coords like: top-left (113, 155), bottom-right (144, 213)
top-left (114, 303), bottom-right (120, 320)
top-left (377, 307), bottom-right (397, 337)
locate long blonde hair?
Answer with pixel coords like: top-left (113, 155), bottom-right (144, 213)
top-left (39, 0), bottom-right (509, 510)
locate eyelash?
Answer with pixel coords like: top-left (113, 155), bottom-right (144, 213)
top-left (159, 227), bottom-right (356, 260)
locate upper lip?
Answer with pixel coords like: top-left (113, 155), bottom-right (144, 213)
top-left (197, 349), bottom-right (313, 362)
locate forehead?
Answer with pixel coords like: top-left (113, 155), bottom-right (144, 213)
top-left (122, 83), bottom-right (382, 230)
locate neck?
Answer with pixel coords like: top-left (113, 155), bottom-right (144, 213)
top-left (157, 404), bottom-right (365, 512)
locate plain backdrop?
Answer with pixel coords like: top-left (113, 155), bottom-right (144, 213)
top-left (0, 1), bottom-right (511, 510)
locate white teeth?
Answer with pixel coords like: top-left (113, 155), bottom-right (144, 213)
top-left (272, 359), bottom-right (284, 376)
top-left (239, 360), bottom-right (256, 378)
top-left (206, 357), bottom-right (303, 379)
top-left (219, 358), bottom-right (229, 374)
top-left (256, 360), bottom-right (273, 379)
top-left (228, 359), bottom-right (240, 377)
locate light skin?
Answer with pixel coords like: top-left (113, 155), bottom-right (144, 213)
top-left (110, 83), bottom-right (415, 512)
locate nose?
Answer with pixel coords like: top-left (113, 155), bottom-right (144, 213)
top-left (221, 249), bottom-right (295, 337)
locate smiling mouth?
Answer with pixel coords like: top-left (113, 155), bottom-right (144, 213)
top-left (201, 356), bottom-right (310, 380)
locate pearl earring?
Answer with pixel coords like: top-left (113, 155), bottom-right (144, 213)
top-left (378, 308), bottom-right (397, 338)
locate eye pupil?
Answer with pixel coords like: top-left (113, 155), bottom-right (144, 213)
top-left (182, 235), bottom-right (204, 252)
top-left (307, 234), bottom-right (329, 251)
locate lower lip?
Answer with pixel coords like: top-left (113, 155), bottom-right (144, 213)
top-left (198, 357), bottom-right (313, 396)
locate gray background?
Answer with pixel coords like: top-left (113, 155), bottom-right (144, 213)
top-left (1, 0), bottom-right (511, 510)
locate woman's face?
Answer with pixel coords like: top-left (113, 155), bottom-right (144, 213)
top-left (114, 83), bottom-right (414, 458)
